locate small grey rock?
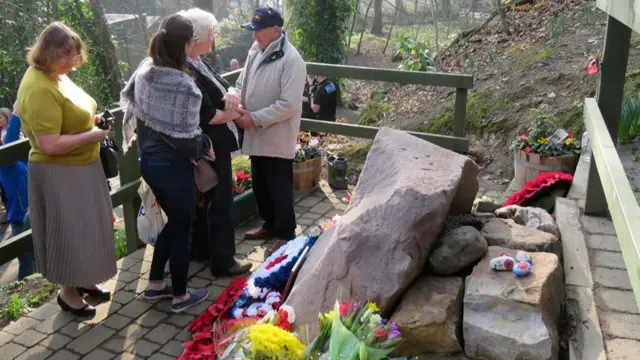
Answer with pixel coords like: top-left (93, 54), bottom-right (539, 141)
top-left (429, 226), bottom-right (488, 275)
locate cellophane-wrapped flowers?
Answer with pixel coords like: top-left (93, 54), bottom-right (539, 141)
top-left (304, 300), bottom-right (403, 360)
top-left (216, 306), bottom-right (304, 359)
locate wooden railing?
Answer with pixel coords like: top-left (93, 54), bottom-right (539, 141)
top-left (583, 98), bottom-right (640, 309)
top-left (0, 63), bottom-right (473, 266)
top-left (582, 1), bottom-right (640, 309)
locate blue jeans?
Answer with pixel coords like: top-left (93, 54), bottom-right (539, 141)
top-left (10, 223), bottom-right (35, 280)
top-left (140, 155), bottom-right (196, 297)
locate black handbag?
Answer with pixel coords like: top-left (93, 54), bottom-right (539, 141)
top-left (100, 135), bottom-right (119, 179)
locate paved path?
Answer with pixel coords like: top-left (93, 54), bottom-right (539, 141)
top-left (585, 141), bottom-right (640, 359)
top-left (0, 182), bottom-right (352, 359)
top-left (564, 144), bottom-right (640, 360)
top-left (580, 214), bottom-right (640, 359)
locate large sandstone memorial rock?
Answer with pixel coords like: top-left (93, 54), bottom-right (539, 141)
top-left (464, 246), bottom-right (564, 360)
top-left (285, 128), bottom-right (479, 335)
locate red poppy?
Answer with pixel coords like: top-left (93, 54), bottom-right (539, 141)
top-left (525, 146), bottom-right (532, 153)
top-left (517, 133), bottom-right (528, 141)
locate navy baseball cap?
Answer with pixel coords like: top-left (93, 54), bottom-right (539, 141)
top-left (241, 6), bottom-right (284, 31)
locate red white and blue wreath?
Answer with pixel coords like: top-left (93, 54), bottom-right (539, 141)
top-left (230, 225), bottom-right (324, 319)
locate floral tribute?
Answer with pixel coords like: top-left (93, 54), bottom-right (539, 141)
top-left (504, 171), bottom-right (573, 207)
top-left (230, 225), bottom-right (324, 319)
top-left (510, 116), bottom-right (581, 157)
top-left (181, 219), bottom-right (342, 360)
top-left (304, 301), bottom-right (403, 359)
top-left (214, 305), bottom-right (305, 359)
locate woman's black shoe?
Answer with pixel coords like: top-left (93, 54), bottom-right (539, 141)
top-left (77, 287), bottom-right (111, 302)
top-left (57, 294), bottom-right (96, 317)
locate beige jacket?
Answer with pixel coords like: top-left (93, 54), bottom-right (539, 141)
top-left (230, 34), bottom-right (306, 160)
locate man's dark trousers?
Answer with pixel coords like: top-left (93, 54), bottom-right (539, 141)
top-left (250, 156), bottom-right (296, 240)
top-left (205, 153), bottom-right (236, 272)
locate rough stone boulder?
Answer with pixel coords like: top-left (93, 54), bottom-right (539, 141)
top-left (429, 226), bottom-right (488, 275)
top-left (285, 128), bottom-right (478, 336)
top-left (481, 218), bottom-right (562, 256)
top-left (464, 246), bottom-right (564, 360)
top-left (391, 276), bottom-right (463, 356)
top-left (495, 205), bottom-right (561, 239)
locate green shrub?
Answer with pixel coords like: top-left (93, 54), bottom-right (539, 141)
top-left (619, 97), bottom-right (640, 143)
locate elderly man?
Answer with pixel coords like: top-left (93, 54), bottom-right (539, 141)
top-left (229, 5), bottom-right (306, 252)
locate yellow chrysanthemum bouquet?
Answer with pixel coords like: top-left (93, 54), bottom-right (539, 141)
top-left (216, 305), bottom-right (305, 359)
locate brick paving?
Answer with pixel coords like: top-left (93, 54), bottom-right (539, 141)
top-left (580, 141), bottom-right (640, 360)
top-left (580, 214), bottom-right (640, 359)
top-left (0, 182), bottom-right (352, 359)
top-left (578, 140), bottom-right (640, 359)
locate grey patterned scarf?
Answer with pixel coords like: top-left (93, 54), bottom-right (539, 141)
top-left (120, 58), bottom-right (203, 154)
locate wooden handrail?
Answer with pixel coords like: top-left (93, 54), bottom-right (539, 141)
top-left (300, 118), bottom-right (468, 152)
top-left (597, 0), bottom-right (640, 35)
top-left (220, 63), bottom-right (474, 89)
top-left (0, 178), bottom-right (143, 265)
top-left (584, 97), bottom-right (640, 309)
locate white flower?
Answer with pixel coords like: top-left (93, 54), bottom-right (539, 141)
top-left (368, 314), bottom-right (382, 328)
top-left (279, 304), bottom-right (296, 323)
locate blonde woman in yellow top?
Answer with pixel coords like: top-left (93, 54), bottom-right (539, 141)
top-left (17, 22), bottom-right (115, 317)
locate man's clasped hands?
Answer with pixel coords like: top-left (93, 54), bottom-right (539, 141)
top-left (222, 92), bottom-right (255, 129)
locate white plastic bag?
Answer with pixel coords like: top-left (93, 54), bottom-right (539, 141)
top-left (137, 180), bottom-right (167, 246)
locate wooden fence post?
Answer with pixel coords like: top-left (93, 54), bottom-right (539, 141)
top-left (112, 110), bottom-right (142, 254)
top-left (453, 88), bottom-right (467, 137)
top-left (584, 15), bottom-right (632, 215)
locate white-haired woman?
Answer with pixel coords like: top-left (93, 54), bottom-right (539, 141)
top-left (178, 8), bottom-right (251, 277)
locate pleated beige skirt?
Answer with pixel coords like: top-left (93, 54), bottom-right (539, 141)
top-left (28, 159), bottom-right (116, 287)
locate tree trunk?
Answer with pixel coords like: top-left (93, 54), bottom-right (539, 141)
top-left (237, 0), bottom-right (246, 18)
top-left (383, 2), bottom-right (399, 54)
top-left (213, 0), bottom-right (229, 18)
top-left (50, 0), bottom-right (59, 20)
top-left (441, 0), bottom-right (451, 18)
top-left (134, 0), bottom-right (149, 44)
top-left (89, 0), bottom-right (123, 101)
top-left (495, 0), bottom-right (511, 35)
top-left (470, 0), bottom-right (478, 12)
top-left (395, 0), bottom-right (407, 15)
top-left (196, 0), bottom-right (212, 11)
top-left (356, 0), bottom-right (374, 55)
top-left (345, 4), bottom-right (358, 64)
top-left (371, 0), bottom-right (383, 35)
top-left (430, 0), bottom-right (439, 57)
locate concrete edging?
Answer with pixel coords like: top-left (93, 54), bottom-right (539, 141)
top-left (556, 195), bottom-right (607, 360)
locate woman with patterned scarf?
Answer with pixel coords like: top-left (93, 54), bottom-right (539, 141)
top-left (120, 14), bottom-right (212, 313)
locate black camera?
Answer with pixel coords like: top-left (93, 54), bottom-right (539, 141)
top-left (97, 110), bottom-right (114, 130)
